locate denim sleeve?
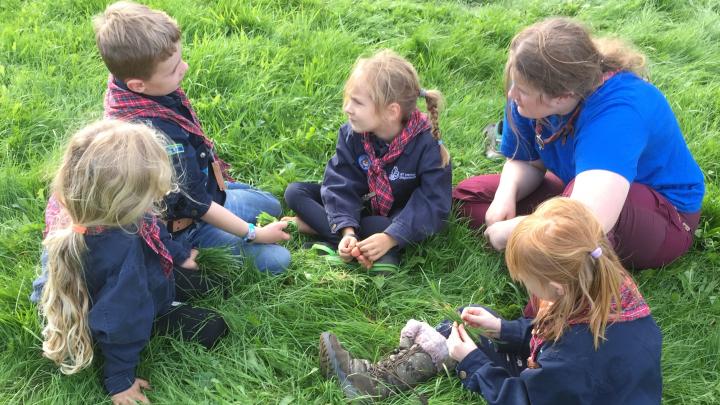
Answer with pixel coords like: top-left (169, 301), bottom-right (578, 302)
top-left (321, 125), bottom-right (368, 233)
top-left (384, 138), bottom-right (452, 248)
top-left (148, 119), bottom-right (213, 219)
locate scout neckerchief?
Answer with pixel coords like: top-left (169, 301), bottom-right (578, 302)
top-left (103, 75), bottom-right (233, 181)
top-left (44, 195), bottom-right (174, 277)
top-left (527, 276), bottom-right (651, 369)
top-left (361, 109), bottom-right (430, 216)
top-left (534, 70), bottom-right (621, 150)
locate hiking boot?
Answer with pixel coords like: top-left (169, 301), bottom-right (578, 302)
top-left (319, 332), bottom-right (438, 402)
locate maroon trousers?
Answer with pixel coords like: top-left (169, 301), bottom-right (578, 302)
top-left (453, 173), bottom-right (700, 270)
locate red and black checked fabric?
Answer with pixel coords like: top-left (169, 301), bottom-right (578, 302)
top-left (103, 76), bottom-right (233, 181)
top-left (44, 195), bottom-right (174, 277)
top-left (528, 275), bottom-right (651, 367)
top-left (361, 109), bottom-right (430, 216)
top-left (139, 215), bottom-right (174, 277)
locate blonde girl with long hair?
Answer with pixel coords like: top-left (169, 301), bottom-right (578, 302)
top-left (36, 120), bottom-right (228, 405)
top-left (319, 198), bottom-right (661, 403)
top-left (283, 49), bottom-right (452, 272)
top-left (453, 17), bottom-right (704, 272)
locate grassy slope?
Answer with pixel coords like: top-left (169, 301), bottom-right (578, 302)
top-left (0, 0), bottom-right (719, 403)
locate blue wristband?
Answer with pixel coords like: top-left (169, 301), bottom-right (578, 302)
top-left (243, 223), bottom-right (256, 242)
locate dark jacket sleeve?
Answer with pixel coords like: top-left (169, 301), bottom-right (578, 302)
top-left (384, 138), bottom-right (452, 248)
top-left (148, 118), bottom-right (213, 219)
top-left (456, 340), bottom-right (583, 405)
top-left (157, 219), bottom-right (191, 265)
top-left (321, 125), bottom-right (369, 233)
top-left (494, 317), bottom-right (533, 353)
top-left (88, 249), bottom-right (157, 395)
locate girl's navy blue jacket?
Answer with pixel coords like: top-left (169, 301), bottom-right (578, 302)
top-left (456, 315), bottom-right (662, 404)
top-left (83, 226), bottom-right (179, 395)
top-left (320, 123), bottom-right (452, 247)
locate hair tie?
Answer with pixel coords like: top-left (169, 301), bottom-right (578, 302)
top-left (590, 247), bottom-right (602, 259)
top-left (419, 88), bottom-right (427, 98)
top-left (72, 224), bottom-right (87, 234)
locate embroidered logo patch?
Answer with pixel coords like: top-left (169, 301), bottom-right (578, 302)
top-left (357, 154), bottom-right (371, 171)
top-left (166, 143), bottom-right (185, 156)
top-left (389, 166), bottom-right (416, 181)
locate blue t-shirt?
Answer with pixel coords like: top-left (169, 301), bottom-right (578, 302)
top-left (500, 72), bottom-right (704, 213)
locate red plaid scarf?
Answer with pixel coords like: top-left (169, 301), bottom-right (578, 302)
top-left (103, 76), bottom-right (233, 180)
top-left (44, 195), bottom-right (174, 277)
top-left (527, 276), bottom-right (651, 368)
top-left (361, 109), bottom-right (430, 216)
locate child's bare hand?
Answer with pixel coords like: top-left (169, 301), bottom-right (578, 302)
top-left (179, 249), bottom-right (199, 270)
top-left (111, 378), bottom-right (151, 405)
top-left (255, 221), bottom-right (291, 244)
top-left (461, 307), bottom-right (501, 338)
top-left (338, 234), bottom-right (358, 262)
top-left (447, 322), bottom-right (478, 362)
top-left (356, 233), bottom-right (397, 262)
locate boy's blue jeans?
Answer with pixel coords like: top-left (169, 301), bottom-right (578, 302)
top-left (176, 182), bottom-right (291, 275)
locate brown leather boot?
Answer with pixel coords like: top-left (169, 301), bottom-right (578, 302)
top-left (319, 332), bottom-right (439, 402)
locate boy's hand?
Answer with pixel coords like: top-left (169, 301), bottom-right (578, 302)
top-left (356, 233), bottom-right (397, 262)
top-left (111, 378), bottom-right (151, 405)
top-left (338, 234), bottom-right (358, 262)
top-left (461, 307), bottom-right (501, 338)
top-left (179, 249), bottom-right (199, 270)
top-left (447, 322), bottom-right (478, 363)
top-left (255, 221), bottom-right (291, 244)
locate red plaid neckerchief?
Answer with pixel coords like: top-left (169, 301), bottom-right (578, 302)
top-left (533, 70), bottom-right (621, 150)
top-left (361, 109), bottom-right (430, 216)
top-left (43, 195), bottom-right (174, 277)
top-left (138, 215), bottom-right (174, 277)
top-left (527, 276), bottom-right (651, 368)
top-left (44, 195), bottom-right (106, 237)
top-left (103, 75), bottom-right (234, 181)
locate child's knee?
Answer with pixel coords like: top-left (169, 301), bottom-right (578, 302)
top-left (283, 182), bottom-right (304, 210)
top-left (255, 246), bottom-right (291, 275)
top-left (199, 312), bottom-right (229, 349)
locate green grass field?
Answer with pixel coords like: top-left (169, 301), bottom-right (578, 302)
top-left (1, 0), bottom-right (719, 403)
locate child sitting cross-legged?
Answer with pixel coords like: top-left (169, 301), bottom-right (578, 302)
top-left (283, 49), bottom-right (452, 273)
top-left (37, 120), bottom-right (228, 405)
top-left (319, 198), bottom-right (662, 404)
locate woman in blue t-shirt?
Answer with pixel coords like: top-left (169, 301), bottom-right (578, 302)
top-left (453, 17), bottom-right (704, 271)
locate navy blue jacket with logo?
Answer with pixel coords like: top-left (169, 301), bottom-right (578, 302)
top-left (114, 80), bottom-right (225, 246)
top-left (320, 123), bottom-right (452, 247)
top-left (456, 315), bottom-right (662, 404)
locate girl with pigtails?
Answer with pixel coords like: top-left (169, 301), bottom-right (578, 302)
top-left (319, 198), bottom-right (662, 404)
top-left (36, 120), bottom-right (227, 405)
top-left (283, 49), bottom-right (452, 272)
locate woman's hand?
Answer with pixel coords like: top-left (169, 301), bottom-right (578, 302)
top-left (357, 233), bottom-right (397, 262)
top-left (111, 378), bottom-right (151, 405)
top-left (485, 195), bottom-right (516, 227)
top-left (254, 221), bottom-right (291, 244)
top-left (484, 216), bottom-right (524, 250)
top-left (461, 307), bottom-right (501, 339)
top-left (179, 249), bottom-right (199, 270)
top-left (447, 322), bottom-right (478, 362)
